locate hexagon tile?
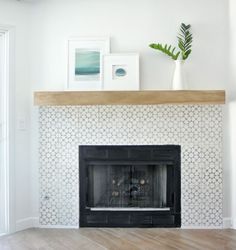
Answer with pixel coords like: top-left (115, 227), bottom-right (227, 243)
top-left (39, 105), bottom-right (223, 228)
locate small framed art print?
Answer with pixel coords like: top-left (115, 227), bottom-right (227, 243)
top-left (67, 37), bottom-right (110, 90)
top-left (103, 53), bottom-right (139, 90)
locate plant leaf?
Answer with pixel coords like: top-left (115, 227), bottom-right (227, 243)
top-left (177, 23), bottom-right (193, 60)
top-left (149, 43), bottom-right (180, 60)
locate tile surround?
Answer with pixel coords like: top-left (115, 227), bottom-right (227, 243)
top-left (39, 105), bottom-right (223, 227)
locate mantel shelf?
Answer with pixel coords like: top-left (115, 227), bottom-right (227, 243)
top-left (34, 90), bottom-right (225, 106)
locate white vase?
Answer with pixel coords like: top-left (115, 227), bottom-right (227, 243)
top-left (172, 59), bottom-right (186, 90)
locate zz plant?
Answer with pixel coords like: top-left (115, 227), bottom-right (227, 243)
top-left (149, 23), bottom-right (193, 61)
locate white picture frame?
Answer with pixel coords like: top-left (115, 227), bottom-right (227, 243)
top-left (67, 37), bottom-right (110, 91)
top-left (103, 53), bottom-right (139, 90)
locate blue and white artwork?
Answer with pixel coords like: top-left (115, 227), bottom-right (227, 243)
top-left (115, 68), bottom-right (127, 77)
top-left (112, 65), bottom-right (128, 80)
top-left (75, 49), bottom-right (100, 81)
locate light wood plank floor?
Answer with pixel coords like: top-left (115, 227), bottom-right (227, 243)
top-left (0, 228), bottom-right (236, 250)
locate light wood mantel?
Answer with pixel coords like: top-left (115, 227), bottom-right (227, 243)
top-left (34, 90), bottom-right (225, 106)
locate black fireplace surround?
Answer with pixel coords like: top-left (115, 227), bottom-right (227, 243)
top-left (79, 145), bottom-right (181, 227)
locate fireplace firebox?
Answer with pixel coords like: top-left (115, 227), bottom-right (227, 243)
top-left (79, 145), bottom-right (181, 227)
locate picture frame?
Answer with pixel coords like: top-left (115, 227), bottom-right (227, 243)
top-left (103, 53), bottom-right (139, 90)
top-left (67, 37), bottom-right (110, 90)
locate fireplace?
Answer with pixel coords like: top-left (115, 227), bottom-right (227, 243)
top-left (79, 145), bottom-right (181, 227)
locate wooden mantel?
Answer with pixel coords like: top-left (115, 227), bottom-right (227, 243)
top-left (34, 90), bottom-right (225, 106)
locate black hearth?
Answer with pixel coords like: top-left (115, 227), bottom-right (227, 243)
top-left (79, 145), bottom-right (181, 227)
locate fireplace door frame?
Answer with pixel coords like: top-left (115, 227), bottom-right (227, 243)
top-left (79, 145), bottom-right (181, 227)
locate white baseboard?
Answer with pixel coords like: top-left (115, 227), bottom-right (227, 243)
top-left (15, 218), bottom-right (79, 231)
top-left (15, 217), bottom-right (39, 232)
top-left (223, 217), bottom-right (232, 229)
top-left (232, 218), bottom-right (236, 229)
top-left (39, 225), bottom-right (79, 229)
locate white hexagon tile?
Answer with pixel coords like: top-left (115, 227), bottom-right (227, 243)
top-left (39, 105), bottom-right (223, 228)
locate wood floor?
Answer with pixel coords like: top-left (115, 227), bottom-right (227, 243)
top-left (0, 228), bottom-right (236, 250)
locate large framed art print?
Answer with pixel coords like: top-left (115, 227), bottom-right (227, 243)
top-left (67, 37), bottom-right (110, 90)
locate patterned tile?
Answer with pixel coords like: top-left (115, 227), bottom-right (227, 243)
top-left (39, 105), bottom-right (223, 227)
top-left (39, 107), bottom-right (79, 226)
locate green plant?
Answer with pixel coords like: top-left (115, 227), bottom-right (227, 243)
top-left (149, 44), bottom-right (180, 60)
top-left (178, 23), bottom-right (193, 60)
top-left (149, 23), bottom-right (193, 60)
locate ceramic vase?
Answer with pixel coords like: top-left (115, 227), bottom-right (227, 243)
top-left (172, 59), bottom-right (186, 90)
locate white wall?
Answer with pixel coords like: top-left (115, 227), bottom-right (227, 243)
top-left (30, 0), bottom-right (229, 91)
top-left (229, 0), bottom-right (236, 229)
top-left (0, 0), bottom-right (32, 231)
top-left (0, 0), bottom-right (233, 230)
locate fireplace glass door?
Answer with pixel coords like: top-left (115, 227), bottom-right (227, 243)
top-left (87, 163), bottom-right (173, 210)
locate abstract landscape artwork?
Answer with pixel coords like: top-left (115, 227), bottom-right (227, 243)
top-left (67, 37), bottom-right (110, 90)
top-left (74, 49), bottom-right (100, 81)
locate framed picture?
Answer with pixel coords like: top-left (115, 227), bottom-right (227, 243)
top-left (67, 37), bottom-right (110, 90)
top-left (103, 53), bottom-right (139, 90)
